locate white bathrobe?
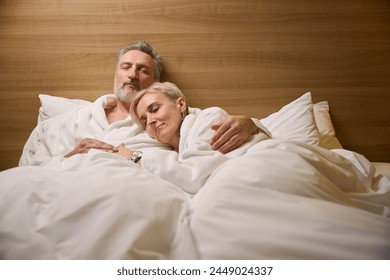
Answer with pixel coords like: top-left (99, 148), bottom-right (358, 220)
top-left (141, 107), bottom-right (269, 194)
top-left (19, 94), bottom-right (169, 170)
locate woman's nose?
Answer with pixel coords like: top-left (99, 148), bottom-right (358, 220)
top-left (147, 118), bottom-right (156, 127)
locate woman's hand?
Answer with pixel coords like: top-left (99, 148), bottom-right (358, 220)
top-left (116, 144), bottom-right (134, 160)
top-left (209, 115), bottom-right (258, 153)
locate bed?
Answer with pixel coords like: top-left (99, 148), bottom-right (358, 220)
top-left (0, 0), bottom-right (389, 260)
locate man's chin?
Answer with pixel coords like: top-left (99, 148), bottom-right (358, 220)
top-left (115, 89), bottom-right (138, 103)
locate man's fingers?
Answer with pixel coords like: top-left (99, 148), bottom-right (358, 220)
top-left (209, 117), bottom-right (228, 143)
top-left (209, 118), bottom-right (232, 145)
top-left (97, 142), bottom-right (118, 152)
top-left (210, 119), bottom-right (241, 149)
top-left (81, 139), bottom-right (117, 152)
top-left (210, 125), bottom-right (237, 151)
top-left (215, 134), bottom-right (241, 154)
top-left (65, 138), bottom-right (117, 158)
top-left (210, 118), bottom-right (224, 131)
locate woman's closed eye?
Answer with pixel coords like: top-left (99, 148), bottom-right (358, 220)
top-left (150, 105), bottom-right (160, 113)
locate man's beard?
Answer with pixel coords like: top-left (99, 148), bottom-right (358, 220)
top-left (115, 87), bottom-right (138, 103)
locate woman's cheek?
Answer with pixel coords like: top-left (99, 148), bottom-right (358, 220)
top-left (146, 127), bottom-right (156, 139)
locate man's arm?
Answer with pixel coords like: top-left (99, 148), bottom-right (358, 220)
top-left (19, 104), bottom-right (118, 167)
top-left (64, 138), bottom-right (118, 158)
top-left (209, 115), bottom-right (263, 153)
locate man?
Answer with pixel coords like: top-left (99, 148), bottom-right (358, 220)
top-left (20, 41), bottom-right (261, 167)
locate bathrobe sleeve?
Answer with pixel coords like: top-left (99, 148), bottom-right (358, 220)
top-left (19, 94), bottom-right (168, 170)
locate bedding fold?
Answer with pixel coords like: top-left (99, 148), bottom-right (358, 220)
top-left (1, 139), bottom-right (389, 259)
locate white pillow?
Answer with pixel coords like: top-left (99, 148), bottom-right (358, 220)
top-left (38, 94), bottom-right (91, 123)
top-left (313, 101), bottom-right (343, 149)
top-left (37, 93), bottom-right (339, 149)
top-left (260, 92), bottom-right (321, 145)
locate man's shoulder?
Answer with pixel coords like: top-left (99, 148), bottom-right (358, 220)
top-left (50, 94), bottom-right (112, 121)
top-left (95, 94), bottom-right (115, 104)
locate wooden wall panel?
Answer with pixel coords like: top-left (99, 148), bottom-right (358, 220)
top-left (0, 0), bottom-right (389, 170)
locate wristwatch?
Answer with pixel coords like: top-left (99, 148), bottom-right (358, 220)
top-left (130, 151), bottom-right (143, 163)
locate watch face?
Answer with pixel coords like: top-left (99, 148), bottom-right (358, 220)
top-left (131, 151), bottom-right (143, 162)
top-left (133, 151), bottom-right (142, 157)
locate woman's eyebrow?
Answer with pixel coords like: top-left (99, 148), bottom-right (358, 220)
top-left (146, 102), bottom-right (159, 112)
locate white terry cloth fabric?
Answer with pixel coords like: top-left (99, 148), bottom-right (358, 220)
top-left (2, 139), bottom-right (389, 259)
top-left (141, 107), bottom-right (269, 194)
top-left (19, 94), bottom-right (170, 170)
top-left (190, 139), bottom-right (390, 260)
top-left (0, 158), bottom-right (198, 260)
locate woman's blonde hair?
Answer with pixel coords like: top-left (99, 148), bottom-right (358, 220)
top-left (131, 82), bottom-right (189, 128)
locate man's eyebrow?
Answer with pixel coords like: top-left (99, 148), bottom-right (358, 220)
top-left (120, 62), bottom-right (150, 69)
top-left (137, 63), bottom-right (151, 69)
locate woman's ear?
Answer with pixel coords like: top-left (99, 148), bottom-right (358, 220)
top-left (176, 97), bottom-right (187, 112)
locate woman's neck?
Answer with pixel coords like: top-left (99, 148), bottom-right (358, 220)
top-left (171, 134), bottom-right (180, 152)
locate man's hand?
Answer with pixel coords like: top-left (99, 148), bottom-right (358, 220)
top-left (209, 115), bottom-right (258, 153)
top-left (64, 138), bottom-right (118, 158)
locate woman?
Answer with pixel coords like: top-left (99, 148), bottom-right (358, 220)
top-left (117, 82), bottom-right (269, 194)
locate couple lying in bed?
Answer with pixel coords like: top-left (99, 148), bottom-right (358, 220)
top-left (76, 82), bottom-right (390, 216)
top-left (115, 81), bottom-right (269, 193)
top-left (18, 41), bottom-right (390, 216)
top-left (19, 40), bottom-right (269, 194)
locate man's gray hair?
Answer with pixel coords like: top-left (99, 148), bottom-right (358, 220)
top-left (116, 40), bottom-right (163, 80)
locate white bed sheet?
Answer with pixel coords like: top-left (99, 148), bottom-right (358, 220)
top-left (373, 162), bottom-right (390, 180)
top-left (1, 139), bottom-right (389, 260)
top-left (191, 140), bottom-right (390, 259)
top-left (0, 157), bottom-right (197, 260)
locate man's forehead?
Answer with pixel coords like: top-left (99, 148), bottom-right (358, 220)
top-left (120, 50), bottom-right (154, 65)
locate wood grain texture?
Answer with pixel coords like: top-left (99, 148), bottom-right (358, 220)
top-left (0, 0), bottom-right (389, 170)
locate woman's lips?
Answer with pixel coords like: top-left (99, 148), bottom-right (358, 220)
top-left (155, 124), bottom-right (164, 136)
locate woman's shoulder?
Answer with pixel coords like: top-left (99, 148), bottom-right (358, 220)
top-left (183, 107), bottom-right (228, 137)
top-left (187, 107), bottom-right (229, 135)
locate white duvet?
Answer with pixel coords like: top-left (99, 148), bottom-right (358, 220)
top-left (1, 139), bottom-right (390, 259)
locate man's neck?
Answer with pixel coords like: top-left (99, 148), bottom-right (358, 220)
top-left (105, 100), bottom-right (130, 124)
